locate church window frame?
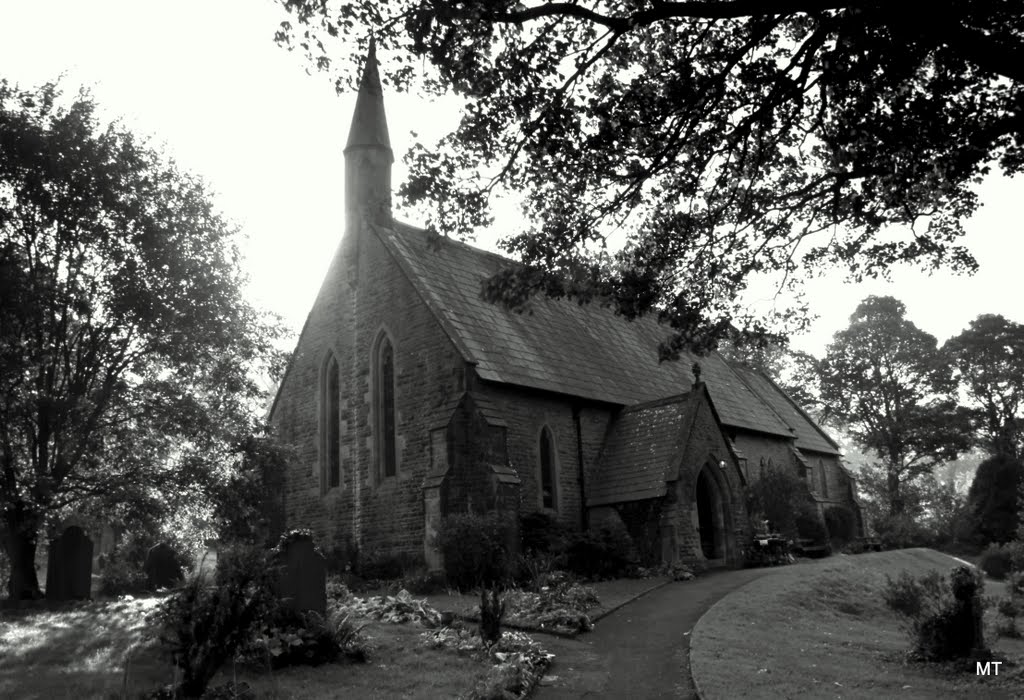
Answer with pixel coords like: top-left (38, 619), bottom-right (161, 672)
top-left (373, 330), bottom-right (398, 483)
top-left (819, 459), bottom-right (829, 498)
top-left (537, 425), bottom-right (559, 512)
top-left (320, 351), bottom-right (342, 493)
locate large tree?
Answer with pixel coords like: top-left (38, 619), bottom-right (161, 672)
top-left (944, 314), bottom-right (1024, 460)
top-left (0, 81), bottom-right (284, 599)
top-left (817, 296), bottom-right (971, 514)
top-left (276, 0), bottom-right (1020, 353)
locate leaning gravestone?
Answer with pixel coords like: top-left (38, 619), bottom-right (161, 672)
top-left (45, 526), bottom-right (93, 601)
top-left (274, 534), bottom-right (326, 616)
top-left (144, 542), bottom-right (184, 590)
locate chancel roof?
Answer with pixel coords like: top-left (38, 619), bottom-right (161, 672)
top-left (374, 222), bottom-right (799, 439)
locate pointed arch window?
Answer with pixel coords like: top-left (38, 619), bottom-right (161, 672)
top-left (375, 333), bottom-right (397, 480)
top-left (539, 426), bottom-right (558, 511)
top-left (819, 460), bottom-right (829, 498)
top-left (322, 353), bottom-right (341, 491)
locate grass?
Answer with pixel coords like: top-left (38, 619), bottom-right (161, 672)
top-left (690, 548), bottom-right (1024, 699)
top-left (0, 595), bottom-right (487, 699)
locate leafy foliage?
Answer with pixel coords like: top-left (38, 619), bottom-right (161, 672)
top-left (421, 628), bottom-right (553, 700)
top-left (823, 506), bottom-right (857, 547)
top-left (944, 315), bottom-right (1024, 461)
top-left (276, 1), bottom-right (1020, 353)
top-left (434, 512), bottom-right (515, 590)
top-left (146, 545), bottom-right (278, 698)
top-left (746, 464), bottom-right (816, 539)
top-left (966, 454), bottom-right (1023, 544)
top-left (340, 588), bottom-right (444, 627)
top-left (0, 80), bottom-right (285, 598)
top-left (979, 543), bottom-right (1017, 581)
top-left (883, 566), bottom-right (988, 662)
top-left (240, 606), bottom-right (368, 669)
top-left (563, 527), bottom-right (635, 579)
top-left (519, 511), bottom-right (570, 555)
top-left (817, 297), bottom-right (972, 514)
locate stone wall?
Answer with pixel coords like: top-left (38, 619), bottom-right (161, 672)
top-left (270, 224), bottom-right (467, 563)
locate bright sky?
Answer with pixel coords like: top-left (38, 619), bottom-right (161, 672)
top-left (2, 0), bottom-right (1021, 357)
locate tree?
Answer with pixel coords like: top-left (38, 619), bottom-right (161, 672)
top-left (944, 314), bottom-right (1024, 460)
top-left (0, 81), bottom-right (284, 599)
top-left (276, 1), bottom-right (1020, 353)
top-left (817, 296), bottom-right (971, 515)
top-left (965, 454), bottom-right (1022, 544)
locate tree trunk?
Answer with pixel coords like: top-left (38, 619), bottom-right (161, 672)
top-left (2, 506), bottom-right (44, 600)
top-left (886, 469), bottom-right (904, 516)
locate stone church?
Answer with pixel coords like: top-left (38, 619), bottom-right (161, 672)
top-left (268, 44), bottom-right (863, 570)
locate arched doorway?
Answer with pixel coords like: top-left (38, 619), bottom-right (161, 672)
top-left (695, 467), bottom-right (725, 561)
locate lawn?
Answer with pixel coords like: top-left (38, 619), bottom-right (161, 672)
top-left (0, 595), bottom-right (486, 699)
top-left (690, 548), bottom-right (1024, 700)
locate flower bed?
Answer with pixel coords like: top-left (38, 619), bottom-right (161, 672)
top-left (422, 627), bottom-right (553, 700)
top-left (499, 582), bottom-right (600, 635)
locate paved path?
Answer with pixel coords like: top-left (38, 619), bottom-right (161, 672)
top-left (533, 567), bottom-right (784, 699)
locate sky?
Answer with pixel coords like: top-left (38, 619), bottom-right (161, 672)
top-left (2, 0), bottom-right (1021, 357)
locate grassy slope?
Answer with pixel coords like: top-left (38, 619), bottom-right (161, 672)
top-left (691, 549), bottom-right (1024, 700)
top-left (0, 597), bottom-right (484, 699)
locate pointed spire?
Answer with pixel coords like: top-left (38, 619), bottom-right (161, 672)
top-left (345, 35), bottom-right (392, 153)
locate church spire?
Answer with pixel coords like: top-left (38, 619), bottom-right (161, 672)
top-left (345, 36), bottom-right (392, 152)
top-left (344, 36), bottom-right (393, 235)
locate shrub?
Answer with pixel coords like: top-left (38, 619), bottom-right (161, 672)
top-left (563, 528), bottom-right (634, 579)
top-left (966, 455), bottom-right (1023, 545)
top-left (516, 550), bottom-right (558, 592)
top-left (873, 513), bottom-right (935, 549)
top-left (435, 512), bottom-right (515, 590)
top-left (519, 511), bottom-right (569, 554)
top-left (795, 504), bottom-right (829, 546)
top-left (241, 606), bottom-right (367, 669)
top-left (980, 543), bottom-right (1015, 580)
top-left (359, 549), bottom-right (419, 581)
top-left (98, 555), bottom-right (149, 597)
top-left (746, 465), bottom-right (817, 539)
top-left (883, 566), bottom-right (987, 662)
top-left (480, 588), bottom-right (506, 646)
top-left (824, 506), bottom-right (857, 546)
top-left (146, 544), bottom-right (277, 698)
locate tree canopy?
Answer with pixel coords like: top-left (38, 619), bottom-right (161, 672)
top-left (277, 0), bottom-right (1021, 352)
top-left (816, 296), bottom-right (971, 514)
top-left (944, 314), bottom-right (1024, 460)
top-left (0, 81), bottom-right (285, 598)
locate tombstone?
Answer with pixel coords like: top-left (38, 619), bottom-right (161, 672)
top-left (45, 526), bottom-right (93, 601)
top-left (195, 541), bottom-right (219, 582)
top-left (144, 542), bottom-right (184, 590)
top-left (274, 534), bottom-right (326, 616)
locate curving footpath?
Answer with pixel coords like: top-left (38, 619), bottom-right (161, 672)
top-left (533, 566), bottom-right (785, 699)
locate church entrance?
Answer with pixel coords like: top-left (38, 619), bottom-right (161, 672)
top-left (695, 468), bottom-right (722, 560)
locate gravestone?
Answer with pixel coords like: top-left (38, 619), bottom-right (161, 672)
top-left (45, 526), bottom-right (93, 601)
top-left (274, 534), bottom-right (326, 616)
top-left (144, 542), bottom-right (184, 590)
top-left (195, 541), bottom-right (219, 582)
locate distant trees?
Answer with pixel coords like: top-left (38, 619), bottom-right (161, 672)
top-left (816, 296), bottom-right (972, 515)
top-left (943, 315), bottom-right (1024, 460)
top-left (0, 81), bottom-right (284, 598)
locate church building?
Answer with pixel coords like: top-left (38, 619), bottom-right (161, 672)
top-left (268, 43), bottom-right (863, 570)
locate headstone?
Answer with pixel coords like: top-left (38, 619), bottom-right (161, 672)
top-left (195, 543), bottom-right (219, 582)
top-left (144, 542), bottom-right (184, 590)
top-left (274, 534), bottom-right (326, 615)
top-left (45, 526), bottom-right (93, 601)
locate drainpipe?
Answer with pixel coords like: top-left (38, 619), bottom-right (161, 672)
top-left (573, 405), bottom-right (588, 531)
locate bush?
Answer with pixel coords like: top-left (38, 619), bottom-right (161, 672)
top-left (519, 511), bottom-right (569, 554)
top-left (966, 455), bottom-right (1023, 545)
top-left (146, 544), bottom-right (277, 698)
top-left (241, 606), bottom-right (367, 669)
top-left (359, 549), bottom-right (420, 581)
top-left (563, 528), bottom-right (634, 579)
top-left (824, 506), bottom-right (857, 546)
top-left (746, 465), bottom-right (817, 539)
top-left (883, 566), bottom-right (987, 662)
top-left (435, 512), bottom-right (515, 590)
top-left (980, 543), bottom-right (1015, 580)
top-left (873, 513), bottom-right (935, 549)
top-left (795, 504), bottom-right (829, 545)
top-left (98, 555), bottom-right (149, 597)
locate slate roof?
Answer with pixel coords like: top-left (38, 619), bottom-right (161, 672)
top-left (730, 365), bottom-right (840, 455)
top-left (375, 222), bottom-right (795, 438)
top-left (587, 395), bottom-right (691, 506)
